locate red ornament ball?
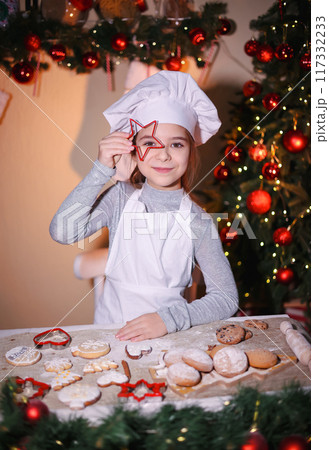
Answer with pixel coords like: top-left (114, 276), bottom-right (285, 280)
top-left (225, 144), bottom-right (243, 163)
top-left (262, 92), bottom-right (281, 111)
top-left (275, 43), bottom-right (294, 61)
top-left (48, 44), bottom-right (66, 61)
top-left (283, 129), bottom-right (308, 153)
top-left (189, 27), bottom-right (206, 45)
top-left (12, 62), bottom-right (34, 84)
top-left (24, 33), bottom-right (41, 52)
top-left (246, 190), bottom-right (271, 214)
top-left (24, 399), bottom-right (49, 425)
top-left (82, 51), bottom-right (100, 69)
top-left (256, 44), bottom-right (274, 63)
top-left (220, 226), bottom-right (238, 244)
top-left (262, 162), bottom-right (280, 180)
top-left (276, 267), bottom-right (295, 285)
top-left (278, 435), bottom-right (308, 450)
top-left (165, 56), bottom-right (182, 71)
top-left (248, 143), bottom-right (267, 161)
top-left (111, 33), bottom-right (129, 51)
top-left (241, 431), bottom-right (269, 450)
top-left (214, 164), bottom-right (231, 180)
top-left (299, 53), bottom-right (311, 70)
top-left (273, 227), bottom-right (293, 246)
top-left (244, 39), bottom-right (259, 56)
top-left (243, 80), bottom-right (262, 97)
top-left (216, 18), bottom-right (231, 35)
top-left (70, 0), bottom-right (93, 11)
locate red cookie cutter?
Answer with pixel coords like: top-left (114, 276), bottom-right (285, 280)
top-left (15, 377), bottom-right (50, 399)
top-left (117, 379), bottom-right (166, 402)
top-left (33, 328), bottom-right (71, 349)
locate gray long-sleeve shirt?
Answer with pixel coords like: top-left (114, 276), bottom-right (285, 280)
top-left (49, 160), bottom-right (239, 332)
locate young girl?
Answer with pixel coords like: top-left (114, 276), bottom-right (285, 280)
top-left (50, 71), bottom-right (238, 342)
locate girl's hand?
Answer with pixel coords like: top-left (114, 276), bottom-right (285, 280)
top-left (98, 131), bottom-right (134, 168)
top-left (115, 313), bottom-right (168, 341)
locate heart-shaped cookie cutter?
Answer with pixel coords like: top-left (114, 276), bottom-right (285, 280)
top-left (33, 328), bottom-right (71, 350)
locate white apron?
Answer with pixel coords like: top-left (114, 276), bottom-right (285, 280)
top-left (94, 185), bottom-right (193, 324)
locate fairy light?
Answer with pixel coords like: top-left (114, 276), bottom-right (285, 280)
top-left (255, 116), bottom-right (260, 121)
top-left (197, 57), bottom-right (202, 62)
top-left (184, 26), bottom-right (188, 30)
top-left (115, 61), bottom-right (120, 65)
top-left (237, 126), bottom-right (242, 131)
top-left (272, 252), bottom-right (277, 257)
top-left (271, 211), bottom-right (275, 215)
top-left (236, 204), bottom-right (240, 209)
top-left (238, 213), bottom-right (243, 218)
top-left (237, 196), bottom-right (242, 201)
top-left (304, 99), bottom-right (308, 103)
top-left (238, 167), bottom-right (243, 173)
top-left (259, 174), bottom-right (264, 180)
top-left (256, 126), bottom-right (261, 130)
top-left (272, 26), bottom-right (276, 30)
top-left (273, 186), bottom-right (277, 191)
top-left (152, 42), bottom-right (157, 46)
top-left (260, 242), bottom-right (265, 246)
top-left (299, 97), bottom-right (303, 101)
top-left (307, 122), bottom-right (310, 126)
top-left (237, 261), bottom-right (242, 266)
top-left (291, 258), bottom-right (296, 263)
top-left (244, 292), bottom-right (250, 297)
top-left (301, 86), bottom-right (305, 90)
top-left (227, 222), bottom-right (231, 227)
top-left (177, 436), bottom-right (186, 442)
top-left (278, 163), bottom-right (282, 168)
top-left (250, 97), bottom-right (254, 102)
top-left (181, 60), bottom-right (186, 65)
top-left (243, 166), bottom-right (248, 171)
top-left (305, 264), bottom-right (309, 269)
top-left (276, 179), bottom-right (280, 185)
top-left (67, 63), bottom-right (71, 67)
top-left (279, 130), bottom-right (284, 134)
top-left (275, 243), bottom-right (279, 248)
top-left (264, 218), bottom-right (269, 222)
top-left (283, 210), bottom-right (287, 215)
top-left (217, 217), bottom-right (221, 222)
top-left (93, 29), bottom-right (97, 34)
top-left (224, 400), bottom-right (230, 405)
top-left (287, 86), bottom-right (292, 91)
top-left (266, 278), bottom-right (271, 283)
top-left (181, 428), bottom-right (188, 433)
top-left (306, 208), bottom-right (310, 213)
top-left (273, 268), bottom-right (278, 273)
top-left (225, 251), bottom-right (229, 256)
top-left (282, 106), bottom-right (287, 110)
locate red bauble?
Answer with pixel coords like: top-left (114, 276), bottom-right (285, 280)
top-left (248, 144), bottom-right (267, 161)
top-left (165, 56), bottom-right (182, 71)
top-left (189, 27), bottom-right (206, 45)
top-left (48, 44), bottom-right (66, 61)
top-left (24, 33), bottom-right (41, 52)
top-left (225, 144), bottom-right (243, 163)
top-left (12, 62), bottom-right (34, 84)
top-left (262, 162), bottom-right (280, 180)
top-left (217, 18), bottom-right (231, 35)
top-left (24, 399), bottom-right (49, 425)
top-left (214, 164), bottom-right (231, 180)
top-left (70, 0), bottom-right (93, 10)
top-left (282, 129), bottom-right (308, 153)
top-left (82, 51), bottom-right (100, 69)
top-left (243, 80), bottom-right (262, 97)
top-left (246, 190), bottom-right (271, 214)
top-left (278, 435), bottom-right (308, 450)
top-left (262, 93), bottom-right (281, 111)
top-left (135, 0), bottom-right (148, 12)
top-left (275, 43), bottom-right (294, 61)
top-left (241, 431), bottom-right (269, 450)
top-left (299, 53), bottom-right (311, 70)
top-left (256, 44), bottom-right (274, 63)
top-left (111, 33), bottom-right (129, 51)
top-left (273, 227), bottom-right (293, 246)
top-left (244, 39), bottom-right (259, 56)
top-left (220, 226), bottom-right (238, 244)
top-left (276, 267), bottom-right (295, 285)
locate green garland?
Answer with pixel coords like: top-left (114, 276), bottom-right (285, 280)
top-left (0, 2), bottom-right (228, 77)
top-left (0, 379), bottom-right (310, 449)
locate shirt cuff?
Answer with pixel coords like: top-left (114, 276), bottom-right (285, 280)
top-left (157, 307), bottom-right (178, 334)
top-left (93, 160), bottom-right (117, 181)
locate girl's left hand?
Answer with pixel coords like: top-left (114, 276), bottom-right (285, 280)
top-left (115, 313), bottom-right (168, 341)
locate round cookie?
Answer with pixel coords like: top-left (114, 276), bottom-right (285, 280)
top-left (216, 324), bottom-right (245, 345)
top-left (244, 319), bottom-right (268, 330)
top-left (182, 348), bottom-right (213, 373)
top-left (5, 346), bottom-right (41, 367)
top-left (58, 384), bottom-right (101, 410)
top-left (245, 348), bottom-right (278, 369)
top-left (164, 349), bottom-right (184, 367)
top-left (213, 347), bottom-right (248, 378)
top-left (209, 345), bottom-right (224, 359)
top-left (167, 362), bottom-right (201, 387)
top-left (71, 340), bottom-right (110, 359)
top-left (44, 358), bottom-right (72, 373)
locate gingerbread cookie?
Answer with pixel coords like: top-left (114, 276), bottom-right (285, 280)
top-left (44, 358), bottom-right (72, 373)
top-left (164, 349), bottom-right (184, 367)
top-left (71, 340), bottom-right (110, 359)
top-left (213, 347), bottom-right (248, 378)
top-left (216, 324), bottom-right (245, 345)
top-left (125, 343), bottom-right (152, 360)
top-left (5, 346), bottom-right (41, 367)
top-left (182, 348), bottom-right (213, 373)
top-left (58, 384), bottom-right (101, 410)
top-left (244, 319), bottom-right (268, 330)
top-left (83, 357), bottom-right (118, 374)
top-left (245, 348), bottom-right (278, 369)
top-left (97, 371), bottom-right (129, 387)
top-left (167, 362), bottom-right (201, 387)
top-left (50, 370), bottom-right (82, 391)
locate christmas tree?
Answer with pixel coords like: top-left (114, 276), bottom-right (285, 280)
top-left (200, 0), bottom-right (311, 321)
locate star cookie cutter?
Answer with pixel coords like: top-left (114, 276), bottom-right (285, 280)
top-left (15, 376), bottom-right (50, 399)
top-left (117, 378), bottom-right (166, 402)
top-left (33, 328), bottom-right (71, 350)
top-left (128, 119), bottom-right (164, 161)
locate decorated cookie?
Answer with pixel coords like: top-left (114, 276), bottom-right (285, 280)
top-left (44, 358), bottom-right (72, 373)
top-left (244, 319), bottom-right (269, 330)
top-left (97, 371), bottom-right (129, 387)
top-left (245, 348), bottom-right (278, 369)
top-left (182, 348), bottom-right (213, 373)
top-left (71, 340), bottom-right (110, 359)
top-left (213, 347), bottom-right (248, 378)
top-left (5, 346), bottom-right (41, 367)
top-left (167, 362), bottom-right (201, 387)
top-left (58, 384), bottom-right (101, 410)
top-left (216, 324), bottom-right (246, 345)
top-left (163, 349), bottom-right (184, 367)
top-left (50, 370), bottom-right (82, 391)
top-left (83, 357), bottom-right (118, 374)
top-left (125, 343), bottom-right (152, 360)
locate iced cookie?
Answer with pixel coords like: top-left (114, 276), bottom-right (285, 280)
top-left (44, 358), bottom-right (72, 373)
top-left (164, 349), bottom-right (184, 367)
top-left (125, 343), bottom-right (152, 360)
top-left (244, 320), bottom-right (268, 330)
top-left (58, 384), bottom-right (101, 410)
top-left (213, 347), bottom-right (248, 378)
top-left (216, 324), bottom-right (246, 345)
top-left (245, 348), bottom-right (278, 369)
top-left (83, 357), bottom-right (118, 374)
top-left (71, 340), bottom-right (110, 359)
top-left (5, 346), bottom-right (41, 367)
top-left (51, 370), bottom-right (82, 391)
top-left (182, 348), bottom-right (213, 373)
top-left (167, 362), bottom-right (201, 387)
top-left (97, 371), bottom-right (129, 387)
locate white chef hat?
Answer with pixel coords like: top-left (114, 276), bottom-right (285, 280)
top-left (103, 70), bottom-right (221, 146)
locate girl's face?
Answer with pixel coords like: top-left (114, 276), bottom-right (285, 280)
top-left (134, 123), bottom-right (191, 191)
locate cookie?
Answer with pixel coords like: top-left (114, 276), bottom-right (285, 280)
top-left (44, 358), bottom-right (72, 373)
top-left (71, 340), bottom-right (110, 359)
top-left (245, 348), bottom-right (278, 369)
top-left (280, 320), bottom-right (293, 335)
top-left (97, 371), bottom-right (129, 387)
top-left (83, 357), bottom-right (118, 374)
top-left (244, 320), bottom-right (268, 330)
top-left (244, 329), bottom-right (253, 340)
top-left (182, 348), bottom-right (213, 373)
top-left (164, 349), bottom-right (184, 367)
top-left (216, 324), bottom-right (245, 345)
top-left (51, 370), bottom-right (82, 391)
top-left (167, 362), bottom-right (201, 387)
top-left (125, 343), bottom-right (152, 360)
top-left (209, 345), bottom-right (224, 359)
top-left (5, 346), bottom-right (41, 366)
top-left (58, 384), bottom-right (101, 410)
top-left (213, 347), bottom-right (248, 378)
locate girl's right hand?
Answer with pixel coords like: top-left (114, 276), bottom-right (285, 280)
top-left (98, 131), bottom-right (134, 168)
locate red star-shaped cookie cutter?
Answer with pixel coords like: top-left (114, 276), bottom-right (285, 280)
top-left (117, 378), bottom-right (166, 402)
top-left (128, 119), bottom-right (164, 161)
top-left (15, 377), bottom-right (51, 399)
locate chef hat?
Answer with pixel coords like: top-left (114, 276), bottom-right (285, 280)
top-left (103, 70), bottom-right (221, 146)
